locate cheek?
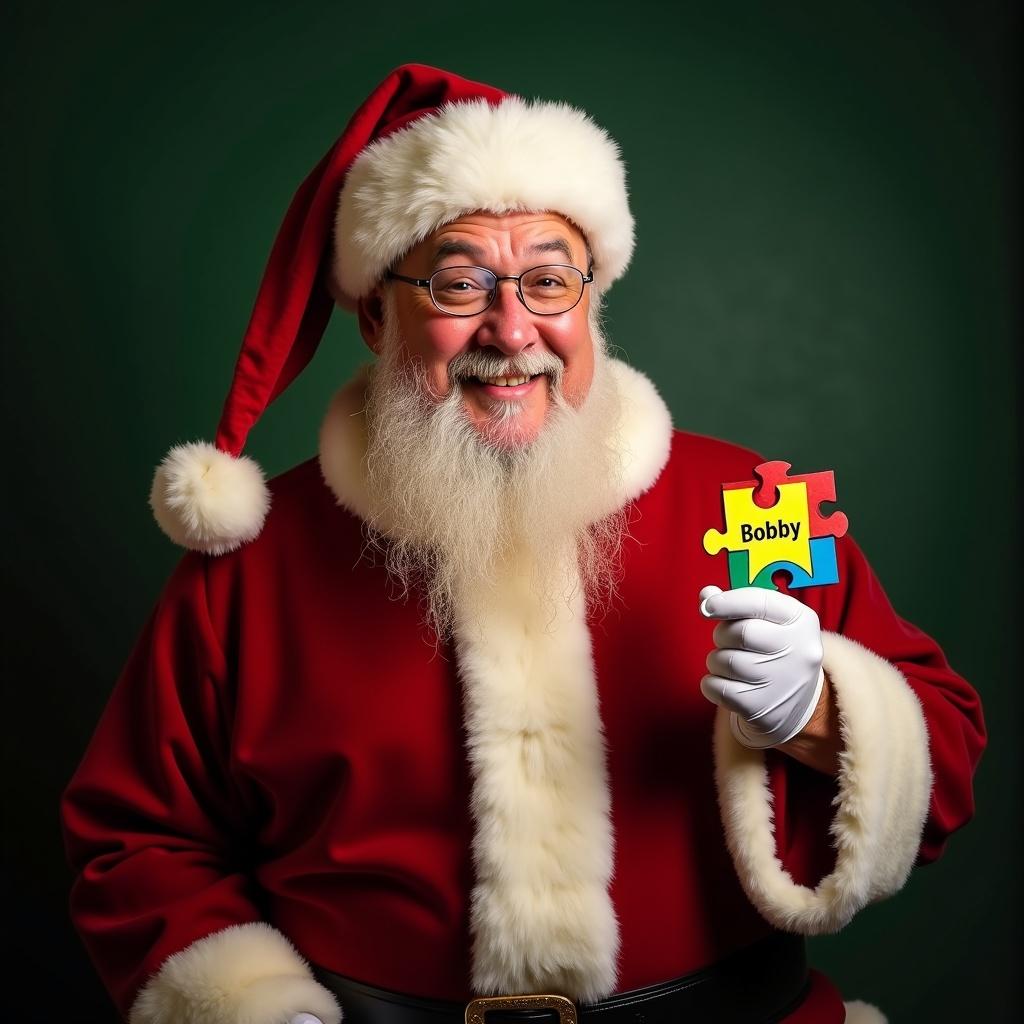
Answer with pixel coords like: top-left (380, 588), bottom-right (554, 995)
top-left (400, 320), bottom-right (473, 391)
top-left (552, 331), bottom-right (594, 408)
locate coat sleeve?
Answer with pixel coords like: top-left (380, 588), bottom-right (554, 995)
top-left (61, 554), bottom-right (340, 1024)
top-left (711, 533), bottom-right (986, 934)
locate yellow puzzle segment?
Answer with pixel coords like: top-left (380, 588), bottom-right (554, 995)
top-left (702, 481), bottom-right (812, 583)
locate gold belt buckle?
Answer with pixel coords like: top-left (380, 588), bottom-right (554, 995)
top-left (465, 994), bottom-right (578, 1024)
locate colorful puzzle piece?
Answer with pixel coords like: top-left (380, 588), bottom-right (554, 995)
top-left (704, 462), bottom-right (847, 592)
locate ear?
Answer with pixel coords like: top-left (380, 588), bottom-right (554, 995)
top-left (357, 288), bottom-right (386, 354)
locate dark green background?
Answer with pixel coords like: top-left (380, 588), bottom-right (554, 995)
top-left (2, 2), bottom-right (1017, 1020)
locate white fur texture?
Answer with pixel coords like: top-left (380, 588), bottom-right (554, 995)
top-left (318, 359), bottom-right (671, 518)
top-left (334, 97), bottom-right (634, 301)
top-left (714, 631), bottom-right (933, 933)
top-left (455, 557), bottom-right (619, 1000)
top-left (843, 1000), bottom-right (888, 1023)
top-left (150, 441), bottom-right (270, 555)
top-left (317, 358), bottom-right (672, 999)
top-left (128, 922), bottom-right (340, 1024)
top-left (317, 366), bottom-right (374, 522)
top-left (608, 361), bottom-right (674, 502)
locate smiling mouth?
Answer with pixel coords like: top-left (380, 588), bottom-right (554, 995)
top-left (470, 373), bottom-right (545, 387)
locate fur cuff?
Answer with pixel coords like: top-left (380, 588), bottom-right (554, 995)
top-left (128, 923), bottom-right (340, 1024)
top-left (714, 631), bottom-right (932, 933)
top-left (843, 1001), bottom-right (888, 1023)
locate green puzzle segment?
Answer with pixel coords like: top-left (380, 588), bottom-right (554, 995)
top-left (727, 551), bottom-right (751, 589)
top-left (728, 537), bottom-right (840, 591)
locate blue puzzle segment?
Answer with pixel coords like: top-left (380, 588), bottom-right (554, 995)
top-left (727, 537), bottom-right (839, 591)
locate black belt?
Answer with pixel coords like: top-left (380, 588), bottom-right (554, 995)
top-left (314, 933), bottom-right (809, 1024)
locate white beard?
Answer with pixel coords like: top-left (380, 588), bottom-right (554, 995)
top-left (361, 294), bottom-right (627, 636)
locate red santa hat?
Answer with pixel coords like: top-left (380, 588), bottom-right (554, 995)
top-left (150, 64), bottom-right (635, 555)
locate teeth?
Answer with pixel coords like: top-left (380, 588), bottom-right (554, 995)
top-left (478, 375), bottom-right (532, 387)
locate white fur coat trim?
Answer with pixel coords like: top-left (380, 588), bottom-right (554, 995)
top-left (128, 922), bottom-right (340, 1024)
top-left (333, 96), bottom-right (634, 302)
top-left (714, 631), bottom-right (933, 934)
top-left (454, 556), bottom-right (619, 1000)
top-left (843, 1000), bottom-right (888, 1023)
top-left (317, 359), bottom-right (672, 1000)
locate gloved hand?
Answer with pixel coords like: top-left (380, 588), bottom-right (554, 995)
top-left (290, 1015), bottom-right (325, 1024)
top-left (699, 585), bottom-right (825, 749)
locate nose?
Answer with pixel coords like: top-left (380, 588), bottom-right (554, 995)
top-left (473, 279), bottom-right (537, 356)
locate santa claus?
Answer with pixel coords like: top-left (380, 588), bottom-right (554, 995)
top-left (62, 65), bottom-right (985, 1024)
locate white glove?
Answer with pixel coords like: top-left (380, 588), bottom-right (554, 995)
top-left (290, 1015), bottom-right (325, 1024)
top-left (699, 585), bottom-right (825, 749)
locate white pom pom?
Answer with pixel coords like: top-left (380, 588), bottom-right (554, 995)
top-left (149, 441), bottom-right (271, 555)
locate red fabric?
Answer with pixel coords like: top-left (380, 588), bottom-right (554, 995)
top-left (214, 65), bottom-right (507, 456)
top-left (62, 431), bottom-right (985, 1019)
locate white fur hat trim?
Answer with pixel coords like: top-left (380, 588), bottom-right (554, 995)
top-left (334, 97), bottom-right (634, 301)
top-left (150, 441), bottom-right (271, 556)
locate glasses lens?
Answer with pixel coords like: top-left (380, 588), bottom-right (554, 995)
top-left (520, 265), bottom-right (585, 314)
top-left (430, 266), bottom-right (497, 315)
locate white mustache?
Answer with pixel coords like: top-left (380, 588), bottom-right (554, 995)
top-left (447, 349), bottom-right (565, 387)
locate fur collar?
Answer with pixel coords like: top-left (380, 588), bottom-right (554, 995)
top-left (318, 358), bottom-right (673, 521)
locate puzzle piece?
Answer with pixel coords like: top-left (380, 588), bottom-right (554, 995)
top-left (703, 481), bottom-right (813, 582)
top-left (728, 536), bottom-right (840, 591)
top-left (749, 461), bottom-right (849, 540)
top-left (706, 461), bottom-right (847, 592)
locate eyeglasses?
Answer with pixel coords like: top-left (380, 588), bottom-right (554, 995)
top-left (387, 264), bottom-right (594, 317)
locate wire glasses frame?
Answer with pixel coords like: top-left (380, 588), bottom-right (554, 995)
top-left (386, 264), bottom-right (594, 317)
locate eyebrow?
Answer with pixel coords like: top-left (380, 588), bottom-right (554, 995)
top-left (431, 240), bottom-right (487, 267)
top-left (526, 238), bottom-right (575, 263)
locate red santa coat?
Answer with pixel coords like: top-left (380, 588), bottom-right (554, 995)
top-left (62, 362), bottom-right (985, 1024)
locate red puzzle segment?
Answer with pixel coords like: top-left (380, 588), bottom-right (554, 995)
top-left (717, 461), bottom-right (849, 540)
top-left (752, 461), bottom-right (848, 539)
